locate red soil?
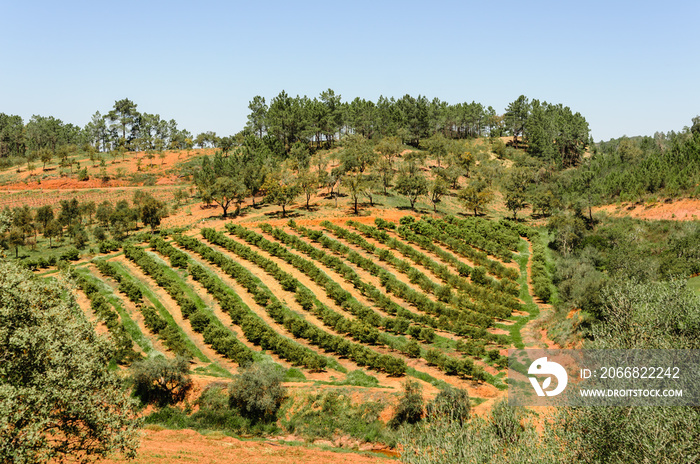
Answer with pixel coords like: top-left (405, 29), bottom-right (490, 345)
top-left (594, 198), bottom-right (700, 221)
top-left (97, 428), bottom-right (390, 464)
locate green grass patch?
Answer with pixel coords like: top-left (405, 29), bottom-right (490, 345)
top-left (508, 237), bottom-right (540, 349)
top-left (284, 367), bottom-right (308, 382)
top-left (280, 389), bottom-right (393, 445)
top-left (313, 370), bottom-right (386, 388)
top-left (406, 367), bottom-right (450, 389)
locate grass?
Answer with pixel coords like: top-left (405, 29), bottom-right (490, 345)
top-left (507, 237), bottom-right (540, 349)
top-left (18, 237), bottom-right (90, 262)
top-left (405, 367), bottom-right (450, 389)
top-left (314, 370), bottom-right (385, 388)
top-left (688, 275), bottom-right (700, 295)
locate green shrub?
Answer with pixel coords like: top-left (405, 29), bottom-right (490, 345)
top-left (404, 339), bottom-right (421, 358)
top-left (185, 384), bottom-right (264, 434)
top-left (131, 356), bottom-right (192, 406)
top-left (98, 239), bottom-right (120, 253)
top-left (490, 400), bottom-right (522, 444)
top-left (419, 327), bottom-right (435, 343)
top-left (77, 168), bottom-right (89, 181)
top-left (389, 380), bottom-right (423, 429)
top-left (471, 266), bottom-right (487, 285)
top-left (228, 363), bottom-right (286, 423)
top-left (118, 280), bottom-right (142, 304)
top-left (60, 247), bottom-right (80, 261)
top-left (189, 309), bottom-right (211, 333)
top-left (158, 326), bottom-right (191, 357)
top-left (426, 387), bottom-right (470, 425)
top-left (140, 306), bottom-right (166, 333)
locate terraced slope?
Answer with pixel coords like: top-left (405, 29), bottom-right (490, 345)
top-left (64, 215), bottom-right (552, 400)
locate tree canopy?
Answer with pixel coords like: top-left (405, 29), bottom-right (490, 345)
top-left (0, 260), bottom-right (140, 463)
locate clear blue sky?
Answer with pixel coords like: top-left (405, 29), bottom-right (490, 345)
top-left (1, 0), bottom-right (698, 141)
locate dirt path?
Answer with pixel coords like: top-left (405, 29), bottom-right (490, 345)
top-left (113, 255), bottom-right (239, 375)
top-left (594, 198), bottom-right (700, 221)
top-left (98, 428), bottom-right (390, 464)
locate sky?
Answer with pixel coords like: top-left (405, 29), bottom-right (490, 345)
top-left (1, 0), bottom-right (699, 142)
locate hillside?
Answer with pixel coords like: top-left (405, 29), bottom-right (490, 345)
top-left (4, 123), bottom-right (698, 463)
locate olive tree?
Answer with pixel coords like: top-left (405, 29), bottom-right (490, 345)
top-left (0, 260), bottom-right (140, 463)
top-left (130, 356), bottom-right (193, 406)
top-left (228, 363), bottom-right (286, 423)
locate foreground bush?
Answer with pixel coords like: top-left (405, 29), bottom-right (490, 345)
top-left (228, 363), bottom-right (287, 423)
top-left (400, 279), bottom-right (700, 463)
top-left (399, 401), bottom-right (565, 464)
top-left (144, 383), bottom-right (280, 436)
top-left (282, 389), bottom-right (389, 444)
top-left (131, 356), bottom-right (193, 406)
